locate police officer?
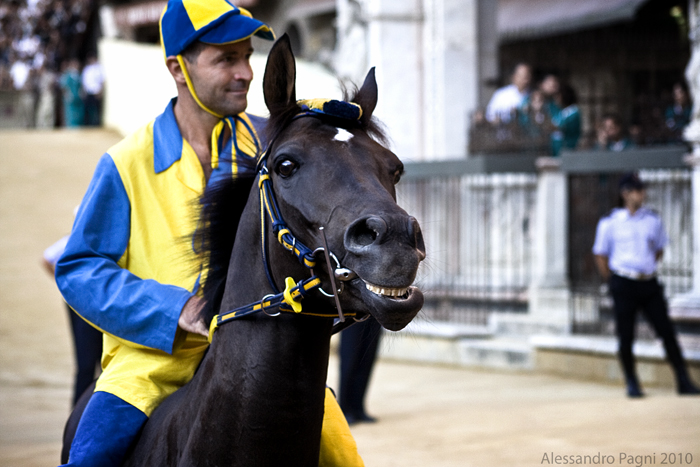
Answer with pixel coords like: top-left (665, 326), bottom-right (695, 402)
top-left (593, 172), bottom-right (699, 398)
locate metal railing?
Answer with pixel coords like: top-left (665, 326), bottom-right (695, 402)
top-left (398, 156), bottom-right (537, 324)
top-left (399, 148), bottom-right (694, 333)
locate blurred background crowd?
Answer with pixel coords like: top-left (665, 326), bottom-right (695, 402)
top-left (0, 0), bottom-right (102, 128)
top-left (470, 64), bottom-right (692, 156)
top-left (0, 0), bottom-right (693, 155)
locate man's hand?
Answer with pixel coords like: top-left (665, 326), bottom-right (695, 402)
top-left (179, 296), bottom-right (209, 338)
top-left (594, 254), bottom-right (611, 282)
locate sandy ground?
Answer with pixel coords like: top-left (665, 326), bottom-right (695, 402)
top-left (1, 129), bottom-right (699, 467)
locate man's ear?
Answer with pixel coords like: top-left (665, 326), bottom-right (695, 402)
top-left (166, 56), bottom-right (187, 86)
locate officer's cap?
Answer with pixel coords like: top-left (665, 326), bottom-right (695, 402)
top-left (160, 0), bottom-right (274, 58)
top-left (619, 172), bottom-right (645, 191)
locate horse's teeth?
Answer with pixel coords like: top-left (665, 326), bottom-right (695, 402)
top-left (364, 282), bottom-right (408, 297)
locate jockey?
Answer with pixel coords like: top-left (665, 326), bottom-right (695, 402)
top-left (55, 1), bottom-right (364, 465)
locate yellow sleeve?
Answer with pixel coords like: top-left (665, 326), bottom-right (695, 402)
top-left (319, 387), bottom-right (365, 467)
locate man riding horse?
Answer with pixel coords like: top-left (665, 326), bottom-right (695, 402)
top-left (55, 1), bottom-right (364, 465)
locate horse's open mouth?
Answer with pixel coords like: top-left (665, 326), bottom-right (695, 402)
top-left (364, 281), bottom-right (412, 300)
top-left (352, 277), bottom-right (423, 331)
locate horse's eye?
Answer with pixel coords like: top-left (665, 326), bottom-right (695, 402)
top-left (276, 159), bottom-right (298, 178)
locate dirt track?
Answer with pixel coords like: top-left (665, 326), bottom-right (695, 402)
top-left (1, 129), bottom-right (699, 467)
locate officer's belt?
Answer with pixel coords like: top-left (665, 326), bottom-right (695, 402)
top-left (612, 268), bottom-right (656, 281)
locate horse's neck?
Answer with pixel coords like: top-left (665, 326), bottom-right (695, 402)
top-left (185, 190), bottom-right (334, 466)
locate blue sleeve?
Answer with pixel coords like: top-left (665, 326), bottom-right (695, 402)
top-left (55, 154), bottom-right (191, 354)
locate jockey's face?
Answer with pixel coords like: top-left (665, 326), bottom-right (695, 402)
top-left (186, 39), bottom-right (254, 117)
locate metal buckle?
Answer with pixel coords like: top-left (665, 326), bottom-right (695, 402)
top-left (312, 247), bottom-right (345, 297)
top-left (260, 294), bottom-right (281, 317)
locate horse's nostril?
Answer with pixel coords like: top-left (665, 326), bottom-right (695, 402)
top-left (345, 216), bottom-right (387, 250)
top-left (409, 216), bottom-right (426, 260)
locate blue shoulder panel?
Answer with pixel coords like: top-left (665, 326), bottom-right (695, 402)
top-left (153, 99), bottom-right (183, 174)
top-left (56, 154), bottom-right (190, 354)
top-left (247, 113), bottom-right (268, 147)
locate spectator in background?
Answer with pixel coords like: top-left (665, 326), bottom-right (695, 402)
top-left (629, 123), bottom-right (644, 146)
top-left (0, 0), bottom-right (98, 126)
top-left (35, 61), bottom-right (57, 128)
top-left (9, 53), bottom-right (31, 90)
top-left (551, 84), bottom-right (581, 156)
top-left (81, 53), bottom-right (103, 126)
top-left (539, 74), bottom-right (561, 120)
top-left (517, 89), bottom-right (555, 151)
top-left (59, 58), bottom-right (83, 127)
top-left (665, 82), bottom-right (692, 142)
top-left (42, 234), bottom-right (103, 406)
top-left (9, 51), bottom-right (37, 126)
top-left (596, 113), bottom-right (634, 151)
top-left (0, 63), bottom-right (13, 90)
top-left (485, 62), bottom-right (531, 123)
top-left (339, 317), bottom-right (382, 425)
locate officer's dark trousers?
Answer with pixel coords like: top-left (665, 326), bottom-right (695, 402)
top-left (339, 317), bottom-right (382, 418)
top-left (609, 274), bottom-right (687, 384)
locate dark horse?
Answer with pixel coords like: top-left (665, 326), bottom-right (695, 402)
top-left (63, 35), bottom-right (425, 466)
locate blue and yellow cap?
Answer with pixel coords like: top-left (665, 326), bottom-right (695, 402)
top-left (160, 0), bottom-right (274, 58)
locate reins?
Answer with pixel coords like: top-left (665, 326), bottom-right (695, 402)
top-left (207, 101), bottom-right (370, 343)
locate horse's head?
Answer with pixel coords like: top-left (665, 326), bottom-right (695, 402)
top-left (261, 35), bottom-right (425, 331)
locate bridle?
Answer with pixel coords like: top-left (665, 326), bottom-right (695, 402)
top-left (207, 102), bottom-right (370, 343)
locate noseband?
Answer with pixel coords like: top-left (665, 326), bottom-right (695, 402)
top-left (208, 101), bottom-right (369, 343)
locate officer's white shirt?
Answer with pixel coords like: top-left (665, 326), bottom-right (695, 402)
top-left (592, 207), bottom-right (668, 275)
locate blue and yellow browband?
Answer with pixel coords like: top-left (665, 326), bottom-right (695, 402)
top-left (297, 99), bottom-right (363, 122)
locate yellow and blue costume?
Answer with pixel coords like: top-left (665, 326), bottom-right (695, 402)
top-left (57, 99), bottom-right (264, 415)
top-left (55, 1), bottom-right (363, 465)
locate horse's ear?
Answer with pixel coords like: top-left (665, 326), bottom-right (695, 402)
top-left (355, 67), bottom-right (378, 124)
top-left (263, 34), bottom-right (297, 114)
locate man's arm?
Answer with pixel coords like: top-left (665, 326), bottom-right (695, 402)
top-left (56, 154), bottom-right (205, 353)
top-left (592, 217), bottom-right (612, 282)
top-left (594, 254), bottom-right (611, 282)
top-left (653, 215), bottom-right (668, 264)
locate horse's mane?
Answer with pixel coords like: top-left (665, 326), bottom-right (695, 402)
top-left (197, 88), bottom-right (387, 324)
top-left (195, 157), bottom-right (256, 325)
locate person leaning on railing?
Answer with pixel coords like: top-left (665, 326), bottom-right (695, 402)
top-left (550, 84), bottom-right (581, 156)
